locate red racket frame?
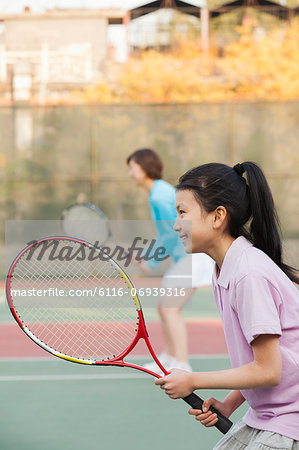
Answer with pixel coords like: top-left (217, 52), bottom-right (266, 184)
top-left (6, 236), bottom-right (233, 434)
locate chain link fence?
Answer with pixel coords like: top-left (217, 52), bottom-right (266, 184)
top-left (1, 102), bottom-right (298, 276)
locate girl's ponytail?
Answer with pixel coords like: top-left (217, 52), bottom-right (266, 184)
top-left (242, 162), bottom-right (299, 284)
top-left (177, 161), bottom-right (299, 284)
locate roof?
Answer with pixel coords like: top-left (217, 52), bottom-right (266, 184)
top-left (210, 0), bottom-right (290, 20)
top-left (130, 0), bottom-right (203, 20)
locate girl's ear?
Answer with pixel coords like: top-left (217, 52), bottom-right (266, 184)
top-left (212, 206), bottom-right (228, 230)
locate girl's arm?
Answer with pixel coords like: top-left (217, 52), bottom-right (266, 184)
top-left (155, 334), bottom-right (282, 398)
top-left (188, 390), bottom-right (245, 427)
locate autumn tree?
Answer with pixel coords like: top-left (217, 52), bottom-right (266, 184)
top-left (74, 20), bottom-right (299, 103)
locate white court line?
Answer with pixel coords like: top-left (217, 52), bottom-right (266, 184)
top-left (0, 373), bottom-right (149, 382)
top-left (0, 354), bottom-right (228, 363)
top-left (0, 355), bottom-right (229, 382)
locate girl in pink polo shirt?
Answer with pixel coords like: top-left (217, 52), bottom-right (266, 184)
top-left (155, 162), bottom-right (299, 449)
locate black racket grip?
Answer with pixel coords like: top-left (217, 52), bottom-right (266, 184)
top-left (183, 393), bottom-right (233, 434)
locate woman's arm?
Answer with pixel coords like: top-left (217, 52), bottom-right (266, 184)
top-left (146, 196), bottom-right (182, 270)
top-left (155, 334), bottom-right (282, 398)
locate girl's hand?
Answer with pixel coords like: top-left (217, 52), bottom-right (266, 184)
top-left (155, 369), bottom-right (194, 398)
top-left (188, 397), bottom-right (230, 428)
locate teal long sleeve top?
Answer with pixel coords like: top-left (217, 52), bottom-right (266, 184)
top-left (146, 179), bottom-right (186, 270)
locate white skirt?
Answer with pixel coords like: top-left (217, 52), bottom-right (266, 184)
top-left (162, 253), bottom-right (214, 288)
top-left (213, 420), bottom-right (299, 450)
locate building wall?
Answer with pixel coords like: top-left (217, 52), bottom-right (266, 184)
top-left (3, 15), bottom-right (108, 84)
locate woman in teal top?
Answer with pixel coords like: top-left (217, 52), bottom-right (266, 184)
top-left (127, 148), bottom-right (213, 373)
top-left (147, 178), bottom-right (186, 269)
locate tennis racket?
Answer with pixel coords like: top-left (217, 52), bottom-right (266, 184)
top-left (6, 236), bottom-right (232, 434)
top-left (61, 203), bottom-right (111, 244)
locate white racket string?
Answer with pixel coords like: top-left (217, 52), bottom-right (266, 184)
top-left (10, 239), bottom-right (139, 360)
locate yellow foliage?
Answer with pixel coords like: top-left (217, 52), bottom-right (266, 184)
top-left (77, 20), bottom-right (299, 103)
top-left (71, 83), bottom-right (116, 104)
top-left (219, 21), bottom-right (299, 100)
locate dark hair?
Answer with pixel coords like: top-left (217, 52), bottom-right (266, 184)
top-left (127, 149), bottom-right (163, 180)
top-left (176, 162), bottom-right (299, 284)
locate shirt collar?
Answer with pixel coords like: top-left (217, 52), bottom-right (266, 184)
top-left (215, 236), bottom-right (253, 288)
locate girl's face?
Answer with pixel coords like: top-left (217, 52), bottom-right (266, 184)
top-left (174, 189), bottom-right (214, 254)
top-left (128, 160), bottom-right (147, 186)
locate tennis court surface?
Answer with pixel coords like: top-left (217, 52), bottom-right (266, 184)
top-left (0, 286), bottom-right (248, 450)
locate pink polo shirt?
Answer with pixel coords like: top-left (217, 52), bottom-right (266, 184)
top-left (212, 236), bottom-right (299, 440)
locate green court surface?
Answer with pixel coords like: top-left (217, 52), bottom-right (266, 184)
top-left (0, 287), bottom-right (248, 450)
top-left (0, 358), bottom-right (248, 450)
